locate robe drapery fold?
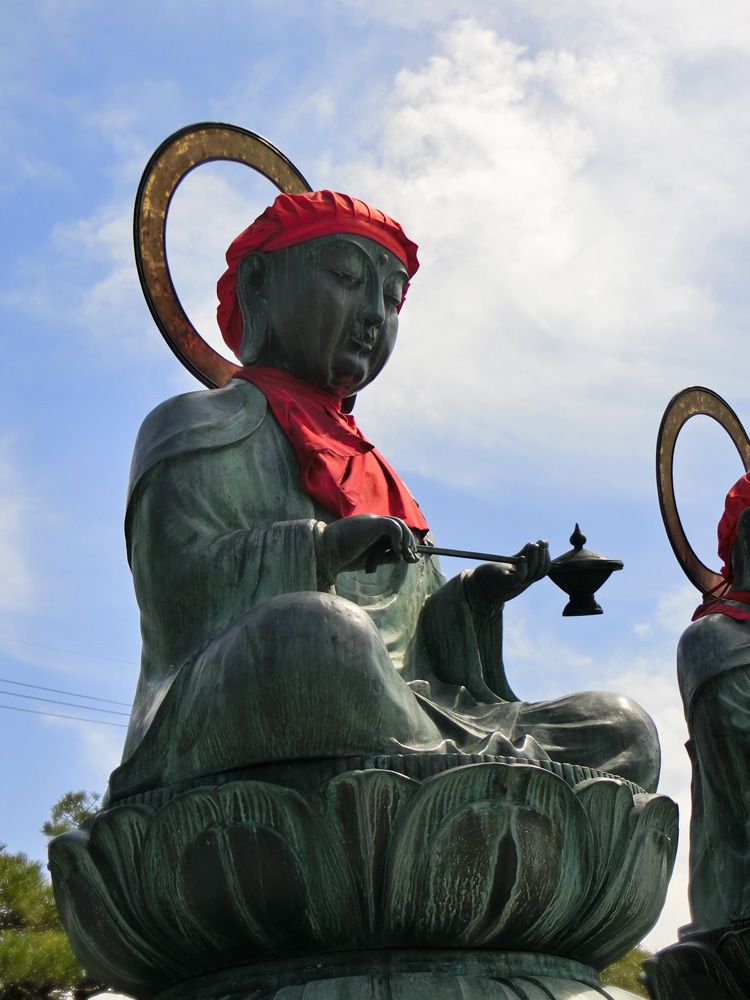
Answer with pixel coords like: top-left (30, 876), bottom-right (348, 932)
top-left (110, 378), bottom-right (660, 802)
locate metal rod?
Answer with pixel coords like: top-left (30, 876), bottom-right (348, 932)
top-left (416, 545), bottom-right (522, 564)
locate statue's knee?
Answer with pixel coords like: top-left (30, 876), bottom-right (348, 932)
top-left (254, 591), bottom-right (383, 657)
top-left (208, 591), bottom-right (389, 690)
top-left (595, 691), bottom-right (658, 745)
top-left (600, 692), bottom-right (661, 788)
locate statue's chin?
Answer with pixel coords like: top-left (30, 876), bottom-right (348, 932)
top-left (326, 358), bottom-right (373, 396)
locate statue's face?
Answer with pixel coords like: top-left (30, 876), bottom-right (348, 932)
top-left (259, 234), bottom-right (409, 397)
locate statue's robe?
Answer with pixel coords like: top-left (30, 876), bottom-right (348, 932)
top-left (108, 379), bottom-right (660, 802)
top-left (678, 604), bottom-right (750, 932)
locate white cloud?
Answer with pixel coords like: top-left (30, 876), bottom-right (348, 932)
top-left (66, 205), bottom-right (157, 353)
top-left (655, 583), bottom-right (701, 636)
top-left (503, 611), bottom-right (596, 700)
top-left (1, 201), bottom-right (162, 366)
top-left (337, 0), bottom-right (750, 59)
top-left (22, 9), bottom-right (750, 505)
top-left (16, 160), bottom-right (283, 378)
top-left (43, 715), bottom-right (125, 794)
top-left (329, 16), bottom-right (750, 496)
top-left (76, 719), bottom-right (126, 778)
top-left (541, 0), bottom-right (750, 57)
top-left (332, 0), bottom-right (480, 28)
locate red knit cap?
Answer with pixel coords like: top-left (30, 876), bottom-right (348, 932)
top-left (717, 472), bottom-right (750, 582)
top-left (216, 191), bottom-right (419, 357)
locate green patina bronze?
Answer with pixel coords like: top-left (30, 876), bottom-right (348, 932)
top-left (645, 392), bottom-right (750, 999)
top-left (645, 505), bottom-right (750, 999)
top-left (677, 507), bottom-right (750, 935)
top-left (52, 761), bottom-right (676, 999)
top-left (50, 162), bottom-right (677, 1000)
top-left (106, 232), bottom-right (660, 802)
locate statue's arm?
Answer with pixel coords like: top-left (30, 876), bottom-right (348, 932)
top-left (127, 446), bottom-right (328, 672)
top-left (463, 577), bottom-right (517, 701)
top-left (408, 542), bottom-right (549, 702)
top-left (407, 571), bottom-right (517, 703)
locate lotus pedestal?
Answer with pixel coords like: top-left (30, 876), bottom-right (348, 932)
top-left (49, 756), bottom-right (677, 1000)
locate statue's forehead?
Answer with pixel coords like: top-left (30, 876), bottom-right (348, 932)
top-left (291, 233), bottom-right (407, 272)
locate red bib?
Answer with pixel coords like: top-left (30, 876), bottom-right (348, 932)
top-left (233, 367), bottom-right (429, 536)
top-left (692, 590), bottom-right (750, 622)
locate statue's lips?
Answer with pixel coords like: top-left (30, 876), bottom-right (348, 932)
top-left (345, 333), bottom-right (376, 354)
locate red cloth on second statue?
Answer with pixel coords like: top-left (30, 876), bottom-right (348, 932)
top-left (233, 366), bottom-right (429, 535)
top-left (717, 472), bottom-right (750, 583)
top-left (692, 591), bottom-right (750, 622)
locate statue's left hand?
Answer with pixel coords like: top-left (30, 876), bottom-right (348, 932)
top-left (464, 541), bottom-right (550, 611)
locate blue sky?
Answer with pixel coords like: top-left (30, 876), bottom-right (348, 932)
top-left (3, 0), bottom-right (750, 952)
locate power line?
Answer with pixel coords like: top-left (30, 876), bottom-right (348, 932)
top-left (0, 676), bottom-right (131, 707)
top-left (0, 635), bottom-right (138, 667)
top-left (0, 703), bottom-right (128, 728)
top-left (0, 688), bottom-right (130, 717)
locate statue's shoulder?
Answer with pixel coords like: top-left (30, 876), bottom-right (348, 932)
top-left (678, 610), bottom-right (750, 711)
top-left (127, 380), bottom-right (267, 505)
top-left (679, 609), bottom-right (750, 650)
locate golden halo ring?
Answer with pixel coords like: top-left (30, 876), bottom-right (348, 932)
top-left (133, 122), bottom-right (311, 388)
top-left (656, 385), bottom-right (750, 593)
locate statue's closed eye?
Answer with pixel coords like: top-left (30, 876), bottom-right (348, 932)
top-left (325, 266), bottom-right (364, 286)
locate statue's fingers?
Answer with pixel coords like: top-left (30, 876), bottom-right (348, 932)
top-left (401, 536), bottom-right (418, 562)
top-left (538, 542), bottom-right (551, 576)
top-left (514, 543), bottom-right (536, 565)
top-left (528, 540), bottom-right (549, 579)
top-left (391, 518), bottom-right (417, 562)
top-left (527, 543), bottom-right (544, 579)
top-left (526, 544), bottom-right (539, 567)
top-left (511, 553), bottom-right (528, 583)
top-left (405, 526), bottom-right (418, 561)
top-left (377, 518), bottom-right (414, 563)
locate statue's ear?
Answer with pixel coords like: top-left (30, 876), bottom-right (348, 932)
top-left (236, 252), bottom-right (271, 366)
top-left (732, 506), bottom-right (750, 590)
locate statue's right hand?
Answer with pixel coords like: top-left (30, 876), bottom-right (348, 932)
top-left (318, 514), bottom-right (418, 582)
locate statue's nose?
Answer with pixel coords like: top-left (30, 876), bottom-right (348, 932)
top-left (357, 282), bottom-right (386, 334)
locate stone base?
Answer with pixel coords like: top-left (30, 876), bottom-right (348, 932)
top-left (153, 949), bottom-right (642, 1000)
top-left (642, 923), bottom-right (750, 999)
